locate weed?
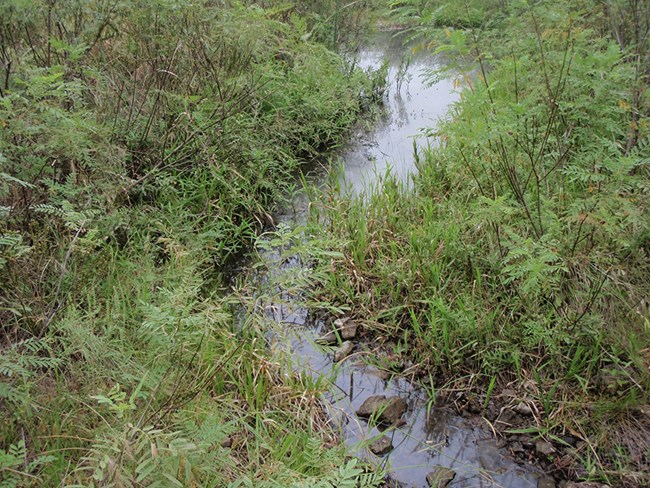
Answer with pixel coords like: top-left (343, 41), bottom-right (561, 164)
top-left (0, 0), bottom-right (381, 485)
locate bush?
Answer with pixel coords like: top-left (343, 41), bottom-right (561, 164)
top-left (0, 0), bottom-right (375, 484)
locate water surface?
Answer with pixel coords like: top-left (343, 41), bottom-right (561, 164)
top-left (340, 31), bottom-right (458, 192)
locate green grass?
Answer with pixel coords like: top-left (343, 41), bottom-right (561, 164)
top-left (310, 1), bottom-right (650, 485)
top-left (0, 0), bottom-right (388, 485)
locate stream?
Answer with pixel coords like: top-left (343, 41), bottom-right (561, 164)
top-left (235, 31), bottom-right (545, 488)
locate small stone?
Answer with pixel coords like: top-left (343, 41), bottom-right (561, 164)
top-left (514, 401), bottom-right (533, 416)
top-left (334, 317), bottom-right (358, 340)
top-left (315, 317), bottom-right (358, 344)
top-left (498, 407), bottom-right (516, 424)
top-left (538, 477), bottom-right (556, 488)
top-left (467, 399), bottom-right (482, 414)
top-left (220, 437), bottom-right (232, 448)
top-left (356, 395), bottom-right (408, 425)
top-left (535, 440), bottom-right (555, 457)
top-left (333, 341), bottom-right (355, 362)
top-left (510, 441), bottom-right (524, 453)
top-left (315, 330), bottom-right (338, 345)
top-left (369, 435), bottom-right (393, 455)
top-left (426, 466), bottom-right (456, 487)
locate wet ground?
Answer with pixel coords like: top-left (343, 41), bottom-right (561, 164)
top-left (236, 31), bottom-right (546, 487)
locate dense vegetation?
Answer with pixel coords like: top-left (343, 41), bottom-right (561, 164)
top-left (314, 0), bottom-right (650, 485)
top-left (0, 1), bottom-right (385, 485)
top-left (3, 0), bottom-right (649, 486)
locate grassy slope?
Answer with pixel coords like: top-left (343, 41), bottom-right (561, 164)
top-left (0, 1), bottom-right (384, 486)
top-left (313, 1), bottom-right (650, 485)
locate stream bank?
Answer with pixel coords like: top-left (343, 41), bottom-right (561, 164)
top-left (284, 3), bottom-right (650, 485)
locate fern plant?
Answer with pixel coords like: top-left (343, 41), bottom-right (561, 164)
top-left (0, 338), bottom-right (61, 409)
top-left (74, 425), bottom-right (203, 487)
top-left (0, 440), bottom-right (55, 488)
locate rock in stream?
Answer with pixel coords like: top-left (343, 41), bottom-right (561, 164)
top-left (369, 435), bottom-right (393, 455)
top-left (426, 466), bottom-right (456, 487)
top-left (356, 395), bottom-right (407, 425)
top-left (316, 317), bottom-right (358, 344)
top-left (333, 341), bottom-right (355, 362)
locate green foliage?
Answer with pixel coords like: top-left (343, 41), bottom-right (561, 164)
top-left (0, 338), bottom-right (61, 413)
top-left (77, 425), bottom-right (205, 487)
top-left (0, 440), bottom-right (56, 488)
top-left (325, 0), bottom-right (650, 374)
top-left (0, 0), bottom-right (376, 485)
top-left (389, 0), bottom-right (506, 28)
top-left (315, 1), bottom-right (650, 482)
top-left (276, 0), bottom-right (382, 49)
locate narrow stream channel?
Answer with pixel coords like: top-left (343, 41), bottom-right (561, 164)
top-left (236, 31), bottom-right (545, 488)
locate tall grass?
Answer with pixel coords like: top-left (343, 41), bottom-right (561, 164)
top-left (314, 0), bottom-right (650, 484)
top-left (0, 0), bottom-right (383, 485)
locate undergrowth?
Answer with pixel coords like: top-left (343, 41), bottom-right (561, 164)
top-left (313, 0), bottom-right (650, 485)
top-left (0, 0), bottom-right (385, 485)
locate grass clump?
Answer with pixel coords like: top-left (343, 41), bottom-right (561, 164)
top-left (314, 0), bottom-right (650, 485)
top-left (0, 0), bottom-right (385, 485)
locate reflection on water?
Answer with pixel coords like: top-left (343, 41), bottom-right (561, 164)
top-left (272, 317), bottom-right (541, 488)
top-left (340, 30), bottom-right (459, 193)
top-left (239, 31), bottom-right (543, 487)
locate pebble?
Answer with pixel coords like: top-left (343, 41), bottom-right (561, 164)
top-left (426, 466), bottom-right (456, 487)
top-left (334, 317), bottom-right (358, 339)
top-left (514, 401), bottom-right (533, 416)
top-left (535, 440), bottom-right (555, 457)
top-left (369, 435), bottom-right (393, 455)
top-left (333, 341), bottom-right (355, 362)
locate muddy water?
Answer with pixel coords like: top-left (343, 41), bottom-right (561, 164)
top-left (240, 31), bottom-right (543, 487)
